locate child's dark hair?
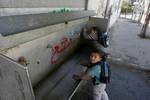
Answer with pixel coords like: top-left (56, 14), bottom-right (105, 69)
top-left (90, 49), bottom-right (103, 58)
top-left (91, 26), bottom-right (99, 32)
top-left (90, 49), bottom-right (108, 61)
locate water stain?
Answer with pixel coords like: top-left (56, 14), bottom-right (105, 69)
top-left (14, 71), bottom-right (26, 100)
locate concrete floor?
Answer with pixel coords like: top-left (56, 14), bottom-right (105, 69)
top-left (34, 52), bottom-right (87, 100)
top-left (105, 18), bottom-right (150, 70)
top-left (71, 59), bottom-right (150, 100)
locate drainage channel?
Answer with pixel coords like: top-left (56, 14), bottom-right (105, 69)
top-left (34, 52), bottom-right (88, 100)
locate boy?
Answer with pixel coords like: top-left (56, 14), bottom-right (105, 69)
top-left (73, 51), bottom-right (109, 100)
top-left (82, 27), bottom-right (98, 41)
top-left (82, 27), bottom-right (102, 52)
top-left (88, 27), bottom-right (98, 41)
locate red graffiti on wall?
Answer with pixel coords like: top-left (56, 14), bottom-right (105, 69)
top-left (50, 37), bottom-right (72, 64)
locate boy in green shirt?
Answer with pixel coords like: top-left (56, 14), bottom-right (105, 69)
top-left (73, 51), bottom-right (109, 100)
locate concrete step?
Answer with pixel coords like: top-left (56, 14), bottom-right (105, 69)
top-left (34, 52), bottom-right (88, 100)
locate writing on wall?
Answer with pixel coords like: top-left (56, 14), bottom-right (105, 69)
top-left (49, 26), bottom-right (82, 64)
top-left (51, 8), bottom-right (73, 13)
top-left (50, 37), bottom-right (72, 64)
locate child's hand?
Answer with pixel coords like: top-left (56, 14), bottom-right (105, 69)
top-left (81, 63), bottom-right (91, 67)
top-left (80, 61), bottom-right (91, 67)
top-left (72, 74), bottom-right (81, 81)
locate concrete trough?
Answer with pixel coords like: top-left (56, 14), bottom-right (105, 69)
top-left (0, 11), bottom-right (108, 100)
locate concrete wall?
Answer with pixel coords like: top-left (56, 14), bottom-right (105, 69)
top-left (87, 0), bottom-right (121, 29)
top-left (0, 0), bottom-right (86, 16)
top-left (0, 8), bottom-right (85, 16)
top-left (0, 0), bottom-right (86, 8)
top-left (87, 0), bottom-right (107, 17)
top-left (0, 54), bottom-right (35, 100)
top-left (0, 11), bottom-right (94, 36)
top-left (87, 0), bottom-right (100, 13)
top-left (107, 0), bottom-right (122, 28)
top-left (88, 17), bottom-right (108, 32)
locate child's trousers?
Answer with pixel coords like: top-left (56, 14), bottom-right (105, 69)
top-left (93, 83), bottom-right (109, 100)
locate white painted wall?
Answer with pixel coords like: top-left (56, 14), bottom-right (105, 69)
top-left (87, 0), bottom-right (100, 14)
top-left (87, 0), bottom-right (121, 28)
top-left (87, 0), bottom-right (108, 17)
top-left (107, 0), bottom-right (122, 28)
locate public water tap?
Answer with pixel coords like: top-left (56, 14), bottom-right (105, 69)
top-left (17, 56), bottom-right (29, 66)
